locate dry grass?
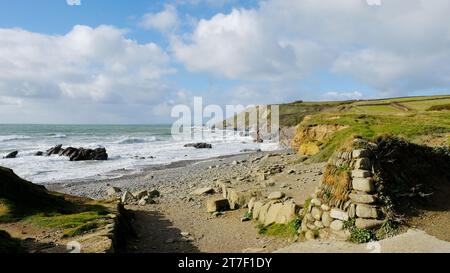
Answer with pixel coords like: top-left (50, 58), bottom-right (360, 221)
top-left (322, 165), bottom-right (352, 202)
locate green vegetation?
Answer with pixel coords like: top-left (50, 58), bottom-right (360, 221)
top-left (343, 218), bottom-right (399, 243)
top-left (258, 218), bottom-right (301, 238)
top-left (427, 103), bottom-right (450, 111)
top-left (0, 167), bottom-right (112, 237)
top-left (277, 100), bottom-right (354, 127)
top-left (301, 110), bottom-right (450, 162)
top-left (372, 136), bottom-right (450, 215)
top-left (301, 198), bottom-right (312, 218)
top-left (375, 220), bottom-right (399, 240)
top-left (349, 227), bottom-right (375, 244)
top-left (343, 219), bottom-right (374, 243)
top-left (243, 211), bottom-right (253, 221)
top-left (26, 210), bottom-right (109, 237)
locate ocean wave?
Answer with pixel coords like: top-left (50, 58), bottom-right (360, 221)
top-left (0, 135), bottom-right (32, 142)
top-left (48, 133), bottom-right (67, 139)
top-left (117, 137), bottom-right (156, 144)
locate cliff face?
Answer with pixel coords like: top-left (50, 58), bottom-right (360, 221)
top-left (291, 123), bottom-right (348, 156)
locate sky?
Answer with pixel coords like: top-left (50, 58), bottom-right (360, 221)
top-left (0, 0), bottom-right (449, 124)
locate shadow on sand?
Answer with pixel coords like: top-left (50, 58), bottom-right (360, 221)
top-left (123, 209), bottom-right (200, 253)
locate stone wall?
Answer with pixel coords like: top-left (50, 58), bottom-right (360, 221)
top-left (299, 140), bottom-right (385, 241)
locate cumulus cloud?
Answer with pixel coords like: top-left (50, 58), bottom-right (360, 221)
top-left (323, 91), bottom-right (363, 101)
top-left (66, 0), bottom-right (81, 6)
top-left (0, 25), bottom-right (174, 104)
top-left (172, 0), bottom-right (450, 96)
top-left (140, 5), bottom-right (178, 33)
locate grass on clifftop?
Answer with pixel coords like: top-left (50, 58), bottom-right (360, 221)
top-left (0, 167), bottom-right (113, 238)
top-left (300, 110), bottom-right (450, 162)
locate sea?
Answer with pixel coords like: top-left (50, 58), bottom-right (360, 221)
top-left (0, 124), bottom-right (278, 184)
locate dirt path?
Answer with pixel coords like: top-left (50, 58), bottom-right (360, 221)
top-left (125, 202), bottom-right (292, 253)
top-left (122, 153), bottom-right (325, 253)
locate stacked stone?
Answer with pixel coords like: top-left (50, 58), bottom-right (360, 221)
top-left (299, 147), bottom-right (385, 241)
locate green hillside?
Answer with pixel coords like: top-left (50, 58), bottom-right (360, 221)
top-left (286, 95), bottom-right (450, 162)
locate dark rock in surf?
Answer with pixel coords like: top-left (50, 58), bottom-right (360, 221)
top-left (61, 147), bottom-right (78, 158)
top-left (240, 149), bottom-right (262, 153)
top-left (3, 151), bottom-right (18, 159)
top-left (45, 145), bottom-right (108, 161)
top-left (46, 144), bottom-right (63, 156)
top-left (69, 148), bottom-right (108, 161)
top-left (184, 143), bottom-right (213, 149)
top-left (34, 151), bottom-right (44, 156)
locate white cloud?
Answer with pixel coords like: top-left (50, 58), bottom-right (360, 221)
top-left (140, 5), bottom-right (178, 33)
top-left (178, 0), bottom-right (236, 8)
top-left (66, 0), bottom-right (81, 6)
top-left (172, 0), bottom-right (450, 96)
top-left (323, 91), bottom-right (363, 101)
top-left (0, 25), bottom-right (181, 122)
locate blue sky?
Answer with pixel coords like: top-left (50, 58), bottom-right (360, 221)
top-left (0, 0), bottom-right (449, 124)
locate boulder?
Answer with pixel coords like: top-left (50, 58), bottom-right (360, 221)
top-left (352, 178), bottom-right (375, 193)
top-left (248, 197), bottom-right (256, 211)
top-left (106, 187), bottom-right (122, 196)
top-left (184, 143), bottom-right (212, 149)
top-left (133, 190), bottom-right (149, 200)
top-left (356, 204), bottom-right (378, 219)
top-left (349, 192), bottom-right (377, 204)
top-left (330, 208), bottom-right (349, 221)
top-left (3, 151), bottom-right (18, 159)
top-left (355, 218), bottom-right (384, 229)
top-left (148, 189), bottom-right (160, 198)
top-left (206, 198), bottom-right (230, 213)
top-left (263, 202), bottom-right (298, 226)
top-left (277, 202), bottom-right (298, 224)
top-left (121, 191), bottom-right (135, 204)
top-left (138, 196), bottom-right (155, 206)
top-left (256, 202), bottom-right (273, 225)
top-left (46, 144), bottom-right (63, 156)
top-left (69, 148), bottom-right (108, 161)
top-left (191, 187), bottom-right (215, 196)
top-left (34, 151), bottom-right (44, 156)
top-left (321, 204), bottom-right (330, 211)
top-left (268, 191), bottom-right (285, 200)
top-left (61, 147), bottom-right (78, 157)
top-left (225, 188), bottom-right (258, 210)
top-left (330, 220), bottom-right (344, 231)
top-left (252, 201), bottom-right (266, 220)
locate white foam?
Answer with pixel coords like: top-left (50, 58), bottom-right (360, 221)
top-left (0, 128), bottom-right (279, 184)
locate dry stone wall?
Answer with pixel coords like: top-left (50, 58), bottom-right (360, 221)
top-left (299, 140), bottom-right (385, 240)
